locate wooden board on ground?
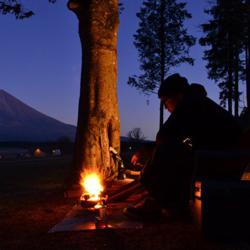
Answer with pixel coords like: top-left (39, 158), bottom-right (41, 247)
top-left (50, 178), bottom-right (144, 232)
top-left (49, 202), bottom-right (142, 232)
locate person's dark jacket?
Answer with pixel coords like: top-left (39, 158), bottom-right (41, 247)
top-left (156, 84), bottom-right (241, 150)
top-left (141, 84), bottom-right (243, 205)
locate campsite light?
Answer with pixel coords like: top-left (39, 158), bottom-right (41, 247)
top-left (34, 148), bottom-right (43, 157)
top-left (35, 148), bottom-right (41, 154)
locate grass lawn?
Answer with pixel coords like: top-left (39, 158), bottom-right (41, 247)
top-left (0, 156), bottom-right (249, 250)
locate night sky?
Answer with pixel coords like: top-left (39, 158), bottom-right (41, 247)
top-left (0, 0), bottom-right (238, 140)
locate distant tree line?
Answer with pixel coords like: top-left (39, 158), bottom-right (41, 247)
top-left (127, 127), bottom-right (146, 142)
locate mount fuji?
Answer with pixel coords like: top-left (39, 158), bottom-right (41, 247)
top-left (0, 89), bottom-right (76, 142)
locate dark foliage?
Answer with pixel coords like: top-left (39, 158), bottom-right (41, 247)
top-left (128, 0), bottom-right (195, 96)
top-left (0, 1), bottom-right (123, 19)
top-left (0, 0), bottom-right (33, 19)
top-left (199, 0), bottom-right (248, 116)
top-left (128, 0), bottom-right (195, 127)
top-left (118, 2), bottom-right (124, 14)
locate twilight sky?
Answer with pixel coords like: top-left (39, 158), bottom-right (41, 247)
top-left (0, 0), bottom-right (239, 140)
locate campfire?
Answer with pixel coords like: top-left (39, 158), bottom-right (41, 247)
top-left (78, 149), bottom-right (126, 228)
top-left (80, 172), bottom-right (107, 208)
top-left (79, 172), bottom-right (108, 229)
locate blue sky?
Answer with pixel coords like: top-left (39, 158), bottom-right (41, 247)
top-left (0, 0), bottom-right (243, 140)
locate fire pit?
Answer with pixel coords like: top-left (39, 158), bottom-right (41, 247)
top-left (79, 172), bottom-right (108, 229)
top-left (80, 193), bottom-right (108, 208)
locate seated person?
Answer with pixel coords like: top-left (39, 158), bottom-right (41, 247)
top-left (130, 142), bottom-right (155, 169)
top-left (124, 73), bottom-right (243, 221)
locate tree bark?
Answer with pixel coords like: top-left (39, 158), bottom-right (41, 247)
top-left (68, 0), bottom-right (120, 184)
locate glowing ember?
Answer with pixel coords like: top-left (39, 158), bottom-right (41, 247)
top-left (80, 173), bottom-right (104, 201)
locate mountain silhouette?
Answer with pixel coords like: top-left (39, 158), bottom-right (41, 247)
top-left (0, 89), bottom-right (76, 142)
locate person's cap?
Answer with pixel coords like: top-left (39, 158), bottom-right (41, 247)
top-left (158, 73), bottom-right (189, 98)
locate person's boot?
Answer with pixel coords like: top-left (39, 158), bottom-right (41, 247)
top-left (161, 201), bottom-right (193, 224)
top-left (123, 197), bottom-right (162, 221)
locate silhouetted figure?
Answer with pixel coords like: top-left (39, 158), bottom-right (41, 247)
top-left (124, 74), bottom-right (243, 221)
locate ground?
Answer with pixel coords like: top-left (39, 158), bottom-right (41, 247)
top-left (0, 156), bottom-right (250, 250)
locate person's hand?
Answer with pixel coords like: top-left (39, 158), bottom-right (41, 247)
top-left (131, 153), bottom-right (144, 169)
top-left (131, 153), bottom-right (139, 166)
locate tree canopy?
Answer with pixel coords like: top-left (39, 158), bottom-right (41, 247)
top-left (128, 0), bottom-right (195, 95)
top-left (0, 0), bottom-right (56, 19)
top-left (128, 0), bottom-right (195, 127)
top-left (0, 0), bottom-right (124, 19)
top-left (200, 0), bottom-right (250, 116)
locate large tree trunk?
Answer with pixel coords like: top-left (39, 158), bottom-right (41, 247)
top-left (68, 0), bottom-right (120, 184)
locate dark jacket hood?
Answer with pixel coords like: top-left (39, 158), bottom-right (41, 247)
top-left (188, 83), bottom-right (207, 98)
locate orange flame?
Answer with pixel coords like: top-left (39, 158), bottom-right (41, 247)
top-left (80, 172), bottom-right (104, 201)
